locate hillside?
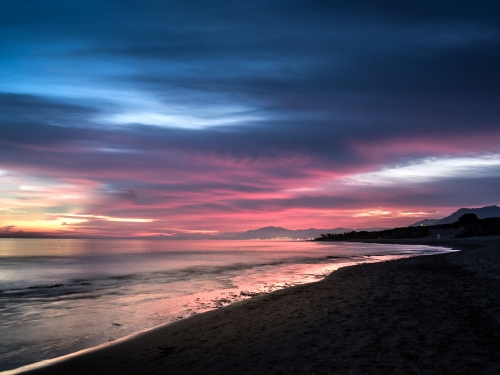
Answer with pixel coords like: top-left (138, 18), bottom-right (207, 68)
top-left (409, 205), bottom-right (500, 227)
top-left (435, 205), bottom-right (500, 224)
top-left (317, 216), bottom-right (500, 241)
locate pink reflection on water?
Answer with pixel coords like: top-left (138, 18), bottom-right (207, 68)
top-left (141, 254), bottom-right (415, 326)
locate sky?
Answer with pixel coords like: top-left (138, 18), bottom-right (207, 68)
top-left (1, 0), bottom-right (500, 238)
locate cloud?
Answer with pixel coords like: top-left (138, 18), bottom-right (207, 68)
top-left (344, 154), bottom-right (500, 186)
top-left (1, 1), bottom-right (500, 234)
top-left (104, 110), bottom-right (261, 130)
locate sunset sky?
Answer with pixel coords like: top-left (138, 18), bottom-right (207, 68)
top-left (1, 1), bottom-right (500, 237)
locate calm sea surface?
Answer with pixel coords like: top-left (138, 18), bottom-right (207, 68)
top-left (0, 239), bottom-right (452, 371)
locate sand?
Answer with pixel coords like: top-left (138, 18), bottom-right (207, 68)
top-left (5, 237), bottom-right (500, 375)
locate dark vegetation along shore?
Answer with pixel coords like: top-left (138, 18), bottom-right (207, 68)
top-left (316, 214), bottom-right (500, 241)
top-left (8, 236), bottom-right (500, 375)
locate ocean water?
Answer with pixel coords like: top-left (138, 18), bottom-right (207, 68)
top-left (0, 239), bottom-right (451, 371)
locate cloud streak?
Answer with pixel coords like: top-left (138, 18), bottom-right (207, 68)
top-left (344, 154), bottom-right (500, 186)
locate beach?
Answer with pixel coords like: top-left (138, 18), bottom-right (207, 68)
top-left (6, 237), bottom-right (500, 375)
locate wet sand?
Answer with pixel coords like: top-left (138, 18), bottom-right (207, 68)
top-left (6, 237), bottom-right (500, 375)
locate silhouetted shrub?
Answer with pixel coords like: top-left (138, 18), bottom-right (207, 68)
top-left (458, 213), bottom-right (478, 224)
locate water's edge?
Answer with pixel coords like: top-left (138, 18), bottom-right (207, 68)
top-left (0, 240), bottom-right (453, 373)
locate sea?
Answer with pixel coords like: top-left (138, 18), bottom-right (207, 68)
top-left (0, 239), bottom-right (452, 372)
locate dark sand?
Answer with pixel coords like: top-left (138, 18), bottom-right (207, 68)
top-left (6, 237), bottom-right (500, 375)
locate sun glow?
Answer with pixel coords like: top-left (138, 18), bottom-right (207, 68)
top-left (353, 210), bottom-right (392, 217)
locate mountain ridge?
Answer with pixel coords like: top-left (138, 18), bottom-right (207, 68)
top-left (230, 226), bottom-right (354, 240)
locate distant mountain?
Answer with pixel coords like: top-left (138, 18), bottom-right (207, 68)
top-left (409, 205), bottom-right (500, 226)
top-left (231, 226), bottom-right (354, 240)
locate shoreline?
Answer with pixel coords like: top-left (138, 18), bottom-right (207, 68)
top-left (4, 237), bottom-right (500, 375)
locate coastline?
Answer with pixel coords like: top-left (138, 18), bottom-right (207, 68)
top-left (5, 237), bottom-right (500, 375)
